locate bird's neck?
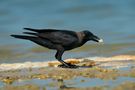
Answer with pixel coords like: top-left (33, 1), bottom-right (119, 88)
top-left (76, 32), bottom-right (84, 43)
top-left (76, 32), bottom-right (88, 46)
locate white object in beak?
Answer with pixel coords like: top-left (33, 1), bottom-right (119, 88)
top-left (98, 39), bottom-right (103, 43)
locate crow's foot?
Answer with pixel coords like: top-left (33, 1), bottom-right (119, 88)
top-left (58, 63), bottom-right (79, 69)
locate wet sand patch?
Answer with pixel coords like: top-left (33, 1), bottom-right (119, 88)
top-left (0, 55), bottom-right (135, 90)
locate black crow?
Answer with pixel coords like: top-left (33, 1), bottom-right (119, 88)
top-left (11, 28), bottom-right (103, 68)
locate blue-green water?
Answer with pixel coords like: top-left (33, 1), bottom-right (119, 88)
top-left (0, 0), bottom-right (135, 63)
top-left (0, 0), bottom-right (135, 89)
top-left (0, 0), bottom-right (135, 62)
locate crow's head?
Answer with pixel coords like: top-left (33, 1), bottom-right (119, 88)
top-left (83, 30), bottom-right (103, 43)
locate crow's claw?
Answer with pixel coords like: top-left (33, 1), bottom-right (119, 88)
top-left (58, 63), bottom-right (79, 69)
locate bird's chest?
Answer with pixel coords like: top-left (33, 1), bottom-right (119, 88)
top-left (64, 41), bottom-right (86, 50)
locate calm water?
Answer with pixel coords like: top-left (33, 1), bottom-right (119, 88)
top-left (0, 0), bottom-right (135, 63)
top-left (1, 77), bottom-right (135, 90)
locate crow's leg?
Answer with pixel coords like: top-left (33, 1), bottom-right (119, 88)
top-left (55, 46), bottom-right (78, 68)
top-left (55, 49), bottom-right (69, 67)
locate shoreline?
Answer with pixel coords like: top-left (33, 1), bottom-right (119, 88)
top-left (0, 54), bottom-right (135, 89)
top-left (0, 55), bottom-right (135, 71)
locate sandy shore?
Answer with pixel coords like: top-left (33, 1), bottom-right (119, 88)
top-left (0, 55), bottom-right (135, 71)
top-left (0, 54), bottom-right (135, 88)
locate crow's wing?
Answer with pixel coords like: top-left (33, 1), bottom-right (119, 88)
top-left (24, 28), bottom-right (62, 33)
top-left (37, 31), bottom-right (78, 46)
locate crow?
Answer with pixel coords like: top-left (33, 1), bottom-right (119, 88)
top-left (11, 28), bottom-right (103, 68)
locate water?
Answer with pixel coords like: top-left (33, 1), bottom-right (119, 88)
top-left (1, 1), bottom-right (135, 89)
top-left (0, 0), bottom-right (135, 62)
top-left (0, 77), bottom-right (135, 89)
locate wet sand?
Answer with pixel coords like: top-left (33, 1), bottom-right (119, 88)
top-left (0, 55), bottom-right (135, 90)
top-left (0, 55), bottom-right (135, 71)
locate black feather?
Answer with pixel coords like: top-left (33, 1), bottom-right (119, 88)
top-left (11, 35), bottom-right (36, 40)
top-left (23, 32), bottom-right (37, 35)
top-left (23, 28), bottom-right (39, 32)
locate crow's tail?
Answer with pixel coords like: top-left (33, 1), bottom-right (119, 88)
top-left (23, 28), bottom-right (39, 32)
top-left (11, 35), bottom-right (36, 40)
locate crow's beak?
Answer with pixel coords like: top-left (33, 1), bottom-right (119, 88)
top-left (91, 35), bottom-right (103, 43)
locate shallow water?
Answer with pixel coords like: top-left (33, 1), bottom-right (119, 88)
top-left (0, 0), bottom-right (135, 63)
top-left (0, 76), bottom-right (135, 90)
top-left (0, 0), bottom-right (135, 89)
